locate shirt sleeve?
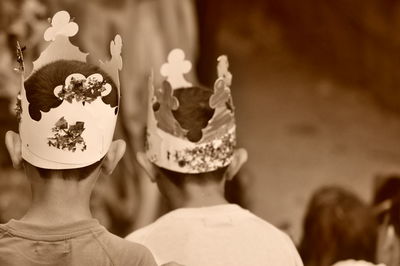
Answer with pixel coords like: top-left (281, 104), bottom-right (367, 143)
top-left (138, 246), bottom-right (158, 266)
top-left (102, 231), bottom-right (158, 266)
top-left (283, 234), bottom-right (304, 266)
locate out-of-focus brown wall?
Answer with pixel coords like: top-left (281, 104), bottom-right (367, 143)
top-left (266, 0), bottom-right (400, 113)
top-left (196, 0), bottom-right (400, 112)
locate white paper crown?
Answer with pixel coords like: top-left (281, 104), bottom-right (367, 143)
top-left (15, 10), bottom-right (122, 169)
top-left (146, 49), bottom-right (236, 173)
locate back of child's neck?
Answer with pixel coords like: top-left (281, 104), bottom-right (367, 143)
top-left (21, 176), bottom-right (93, 226)
top-left (179, 196), bottom-right (229, 209)
top-left (167, 183), bottom-right (229, 209)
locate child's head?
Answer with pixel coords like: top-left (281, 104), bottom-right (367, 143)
top-left (153, 86), bottom-right (245, 183)
top-left (138, 49), bottom-right (247, 200)
top-left (137, 87), bottom-right (247, 202)
top-left (150, 86), bottom-right (229, 189)
top-left (6, 59), bottom-right (125, 181)
top-left (299, 186), bottom-right (378, 266)
top-left (5, 11), bottom-right (125, 182)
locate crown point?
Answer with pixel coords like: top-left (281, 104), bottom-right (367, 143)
top-left (44, 10), bottom-right (78, 41)
top-left (168, 49), bottom-right (185, 62)
top-left (110, 35), bottom-right (123, 69)
top-left (217, 55), bottom-right (232, 87)
top-left (160, 49), bottom-right (192, 89)
top-left (15, 41), bottom-right (25, 73)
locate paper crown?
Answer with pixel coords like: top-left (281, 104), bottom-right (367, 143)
top-left (15, 10), bottom-right (122, 169)
top-left (146, 49), bottom-right (236, 173)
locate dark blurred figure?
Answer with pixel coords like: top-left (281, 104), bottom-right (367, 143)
top-left (299, 186), bottom-right (378, 266)
top-left (373, 175), bottom-right (400, 266)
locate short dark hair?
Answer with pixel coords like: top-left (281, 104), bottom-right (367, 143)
top-left (24, 60), bottom-right (118, 121)
top-left (34, 159), bottom-right (102, 181)
top-left (156, 165), bottom-right (228, 187)
top-left (172, 86), bottom-right (215, 142)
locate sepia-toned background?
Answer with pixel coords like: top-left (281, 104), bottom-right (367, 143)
top-left (1, 0), bottom-right (400, 245)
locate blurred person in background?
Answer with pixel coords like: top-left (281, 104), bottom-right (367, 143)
top-left (299, 186), bottom-right (378, 266)
top-left (373, 174), bottom-right (400, 266)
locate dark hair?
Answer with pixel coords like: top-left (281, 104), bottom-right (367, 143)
top-left (33, 159), bottom-right (102, 181)
top-left (156, 165), bottom-right (227, 187)
top-left (299, 186), bottom-right (378, 266)
top-left (172, 86), bottom-right (215, 142)
top-left (373, 175), bottom-right (400, 236)
top-left (24, 60), bottom-right (118, 121)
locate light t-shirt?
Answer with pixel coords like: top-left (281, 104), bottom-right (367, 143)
top-left (331, 260), bottom-right (386, 266)
top-left (0, 218), bottom-right (157, 266)
top-left (126, 204), bottom-right (303, 266)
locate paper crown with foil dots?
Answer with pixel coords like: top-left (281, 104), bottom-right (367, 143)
top-left (15, 10), bottom-right (122, 169)
top-left (146, 49), bottom-right (236, 174)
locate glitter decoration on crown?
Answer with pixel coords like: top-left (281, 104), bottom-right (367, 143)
top-left (146, 48), bottom-right (236, 173)
top-left (16, 10), bottom-right (123, 169)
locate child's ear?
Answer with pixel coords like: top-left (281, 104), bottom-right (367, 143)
top-left (136, 151), bottom-right (157, 182)
top-left (225, 148), bottom-right (248, 181)
top-left (5, 131), bottom-right (23, 169)
top-left (102, 139), bottom-right (126, 175)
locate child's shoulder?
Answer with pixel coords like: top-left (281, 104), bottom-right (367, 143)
top-left (102, 230), bottom-right (152, 252)
top-left (98, 230), bottom-right (157, 265)
top-left (125, 217), bottom-right (165, 243)
top-left (238, 208), bottom-right (293, 239)
top-left (125, 208), bottom-right (201, 244)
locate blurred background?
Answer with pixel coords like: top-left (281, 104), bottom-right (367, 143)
top-left (1, 0), bottom-right (400, 250)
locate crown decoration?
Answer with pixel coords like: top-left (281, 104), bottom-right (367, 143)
top-left (54, 73), bottom-right (112, 104)
top-left (14, 43), bottom-right (25, 123)
top-left (146, 49), bottom-right (236, 173)
top-left (47, 117), bottom-right (86, 152)
top-left (15, 42), bottom-right (26, 73)
top-left (15, 10), bottom-right (123, 169)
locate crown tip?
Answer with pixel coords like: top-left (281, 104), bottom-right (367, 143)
top-left (216, 54), bottom-right (232, 87)
top-left (160, 49), bottom-right (192, 89)
top-left (44, 10), bottom-right (78, 41)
